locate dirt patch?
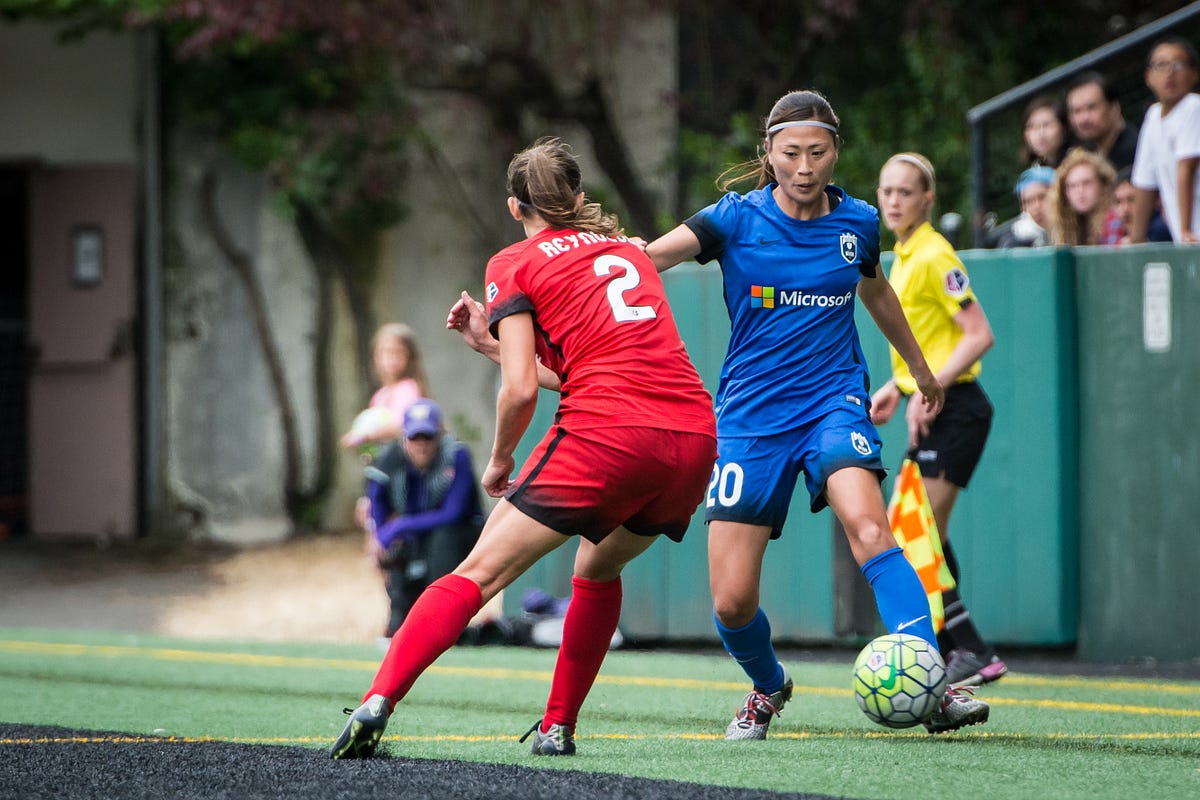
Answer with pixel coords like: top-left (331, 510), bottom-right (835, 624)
top-left (0, 530), bottom-right (388, 643)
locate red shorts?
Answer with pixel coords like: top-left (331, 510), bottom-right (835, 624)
top-left (506, 425), bottom-right (717, 544)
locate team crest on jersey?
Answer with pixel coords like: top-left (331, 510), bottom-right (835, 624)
top-left (943, 268), bottom-right (969, 297)
top-left (851, 431), bottom-right (872, 455)
top-left (839, 232), bottom-right (858, 264)
top-left (486, 281), bottom-right (499, 302)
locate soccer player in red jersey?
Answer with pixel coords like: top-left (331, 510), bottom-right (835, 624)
top-left (331, 137), bottom-right (717, 760)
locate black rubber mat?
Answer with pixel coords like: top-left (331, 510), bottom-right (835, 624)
top-left (0, 724), bottom-right (848, 800)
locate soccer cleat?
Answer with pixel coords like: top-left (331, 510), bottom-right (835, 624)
top-left (945, 649), bottom-right (1009, 687)
top-left (330, 693), bottom-right (392, 759)
top-left (724, 666), bottom-right (794, 740)
top-left (520, 720), bottom-right (576, 755)
top-left (923, 685), bottom-right (990, 733)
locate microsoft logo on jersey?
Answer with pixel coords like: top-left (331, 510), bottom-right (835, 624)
top-left (750, 285), bottom-right (776, 308)
top-left (750, 285), bottom-right (853, 310)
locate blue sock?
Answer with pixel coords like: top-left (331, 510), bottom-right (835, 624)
top-left (713, 607), bottom-right (784, 693)
top-left (861, 546), bottom-right (937, 647)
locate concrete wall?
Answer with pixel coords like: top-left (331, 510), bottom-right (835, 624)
top-left (1, 10), bottom-right (677, 543)
top-left (163, 145), bottom-right (324, 543)
top-left (163, 5), bottom-right (679, 541)
top-left (367, 6), bottom-right (679, 506)
top-left (0, 22), bottom-right (139, 164)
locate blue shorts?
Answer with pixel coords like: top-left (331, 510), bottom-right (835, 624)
top-left (704, 404), bottom-right (885, 537)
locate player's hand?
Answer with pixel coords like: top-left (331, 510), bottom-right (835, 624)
top-left (481, 454), bottom-right (515, 498)
top-left (906, 373), bottom-right (943, 448)
top-left (369, 537), bottom-right (390, 566)
top-left (447, 291), bottom-right (500, 361)
top-left (869, 382), bottom-right (901, 425)
top-left (355, 496), bottom-right (372, 534)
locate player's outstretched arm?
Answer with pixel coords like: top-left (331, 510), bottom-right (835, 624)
top-left (485, 313), bottom-right (539, 497)
top-left (447, 290), bottom-right (499, 360)
top-left (447, 290), bottom-right (562, 392)
top-left (645, 224), bottom-right (702, 273)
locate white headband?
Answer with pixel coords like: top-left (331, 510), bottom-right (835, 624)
top-left (767, 120), bottom-right (838, 135)
top-left (889, 154), bottom-right (935, 188)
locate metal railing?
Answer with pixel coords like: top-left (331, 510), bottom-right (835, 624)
top-left (967, 1), bottom-right (1200, 247)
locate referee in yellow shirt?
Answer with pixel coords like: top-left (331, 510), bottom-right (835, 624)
top-left (871, 152), bottom-right (1008, 688)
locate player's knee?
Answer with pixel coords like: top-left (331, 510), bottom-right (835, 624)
top-left (712, 593), bottom-right (758, 628)
top-left (844, 517), bottom-right (893, 558)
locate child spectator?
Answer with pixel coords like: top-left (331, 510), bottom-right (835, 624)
top-left (1129, 36), bottom-right (1200, 244)
top-left (341, 322), bottom-right (432, 546)
top-left (341, 323), bottom-right (431, 450)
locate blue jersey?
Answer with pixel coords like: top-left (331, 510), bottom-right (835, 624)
top-left (686, 184), bottom-right (881, 437)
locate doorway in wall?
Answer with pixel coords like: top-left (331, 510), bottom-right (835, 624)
top-left (0, 167), bottom-right (29, 538)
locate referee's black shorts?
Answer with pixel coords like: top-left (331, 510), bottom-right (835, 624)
top-left (904, 381), bottom-right (993, 488)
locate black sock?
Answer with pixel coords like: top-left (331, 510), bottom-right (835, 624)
top-left (939, 541), bottom-right (992, 658)
top-left (941, 587), bottom-right (991, 657)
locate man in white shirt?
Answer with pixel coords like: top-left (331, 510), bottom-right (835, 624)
top-left (1130, 36), bottom-right (1200, 244)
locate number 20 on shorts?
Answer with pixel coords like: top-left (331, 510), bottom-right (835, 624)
top-left (707, 462), bottom-right (744, 507)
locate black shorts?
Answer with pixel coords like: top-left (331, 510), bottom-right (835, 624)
top-left (905, 381), bottom-right (993, 488)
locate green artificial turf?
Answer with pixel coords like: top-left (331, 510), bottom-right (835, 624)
top-left (1, 628), bottom-right (1197, 800)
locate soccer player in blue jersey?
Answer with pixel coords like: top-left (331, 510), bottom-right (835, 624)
top-left (645, 89), bottom-right (990, 737)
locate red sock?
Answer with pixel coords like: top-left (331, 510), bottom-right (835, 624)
top-left (542, 575), bottom-right (622, 731)
top-left (366, 573), bottom-right (482, 704)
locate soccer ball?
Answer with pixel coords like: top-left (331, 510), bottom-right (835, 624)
top-left (852, 633), bottom-right (947, 729)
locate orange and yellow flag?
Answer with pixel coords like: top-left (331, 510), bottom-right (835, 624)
top-left (887, 459), bottom-right (956, 632)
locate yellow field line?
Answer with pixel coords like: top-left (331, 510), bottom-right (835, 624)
top-left (2, 730), bottom-right (1198, 748)
top-left (2, 639), bottom-right (1198, 721)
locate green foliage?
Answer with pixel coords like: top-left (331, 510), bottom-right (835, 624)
top-left (157, 28), bottom-right (410, 237)
top-left (674, 0), bottom-right (1196, 238)
top-left (674, 111), bottom-right (761, 214)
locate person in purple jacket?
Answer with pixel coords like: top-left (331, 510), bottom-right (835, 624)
top-left (366, 399), bottom-right (484, 637)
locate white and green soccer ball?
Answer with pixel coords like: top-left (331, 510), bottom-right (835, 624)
top-left (852, 633), bottom-right (947, 729)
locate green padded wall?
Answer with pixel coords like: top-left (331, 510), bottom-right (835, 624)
top-left (495, 245), bottom-right (1199, 660)
top-left (861, 249), bottom-right (1080, 646)
top-left (504, 251), bottom-right (1081, 646)
top-left (1074, 245), bottom-right (1200, 661)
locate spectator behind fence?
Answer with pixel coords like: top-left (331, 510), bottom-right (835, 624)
top-left (1066, 70), bottom-right (1140, 172)
top-left (1019, 94), bottom-right (1073, 168)
top-left (1129, 36), bottom-right (1200, 244)
top-left (996, 166), bottom-right (1055, 248)
top-left (365, 399), bottom-right (484, 639)
top-left (1105, 167), bottom-right (1173, 245)
top-left (1049, 148), bottom-right (1117, 246)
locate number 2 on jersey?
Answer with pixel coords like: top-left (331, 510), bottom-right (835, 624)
top-left (594, 254), bottom-right (657, 322)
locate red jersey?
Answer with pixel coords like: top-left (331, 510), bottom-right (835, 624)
top-left (485, 228), bottom-right (715, 437)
